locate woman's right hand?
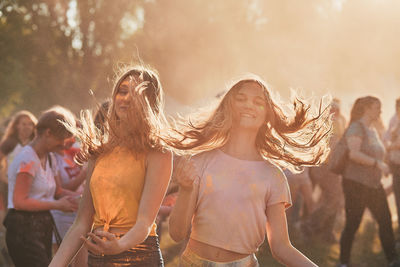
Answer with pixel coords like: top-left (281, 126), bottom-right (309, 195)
top-left (173, 156), bottom-right (197, 191)
top-left (55, 196), bottom-right (78, 212)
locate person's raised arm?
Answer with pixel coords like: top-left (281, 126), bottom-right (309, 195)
top-left (266, 203), bottom-right (318, 267)
top-left (168, 156), bottom-right (199, 243)
top-left (49, 160), bottom-right (96, 267)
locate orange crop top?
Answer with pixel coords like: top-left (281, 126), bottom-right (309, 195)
top-left (90, 146), bottom-right (157, 235)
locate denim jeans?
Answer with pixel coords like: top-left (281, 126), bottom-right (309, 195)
top-left (180, 248), bottom-right (259, 267)
top-left (88, 235), bottom-right (163, 267)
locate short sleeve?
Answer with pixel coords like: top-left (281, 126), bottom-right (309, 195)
top-left (266, 166), bottom-right (292, 209)
top-left (345, 122), bottom-right (364, 139)
top-left (17, 158), bottom-right (37, 177)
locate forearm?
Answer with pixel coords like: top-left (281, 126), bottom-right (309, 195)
top-left (55, 188), bottom-right (79, 198)
top-left (169, 189), bottom-right (195, 242)
top-left (50, 221), bottom-right (93, 267)
top-left (118, 220), bottom-right (153, 251)
top-left (349, 150), bottom-right (377, 166)
top-left (13, 197), bottom-right (58, 211)
top-left (272, 243), bottom-right (317, 267)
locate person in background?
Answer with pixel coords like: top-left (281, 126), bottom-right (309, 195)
top-left (4, 106), bottom-right (79, 267)
top-left (51, 134), bottom-right (87, 266)
top-left (306, 98), bottom-right (347, 243)
top-left (385, 98), bottom-right (400, 235)
top-left (339, 96), bottom-right (400, 267)
top-left (285, 167), bottom-right (314, 231)
top-left (0, 111), bottom-right (37, 221)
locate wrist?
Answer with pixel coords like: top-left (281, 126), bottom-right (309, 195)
top-left (116, 238), bottom-right (128, 253)
top-left (52, 199), bottom-right (60, 210)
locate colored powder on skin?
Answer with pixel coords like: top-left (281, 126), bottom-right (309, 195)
top-left (20, 161), bottom-right (35, 173)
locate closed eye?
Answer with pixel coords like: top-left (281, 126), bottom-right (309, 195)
top-left (235, 94), bottom-right (246, 102)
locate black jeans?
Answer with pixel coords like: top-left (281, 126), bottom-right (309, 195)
top-left (391, 164), bottom-right (400, 233)
top-left (340, 178), bottom-right (396, 264)
top-left (88, 235), bottom-right (164, 267)
top-left (4, 209), bottom-right (54, 267)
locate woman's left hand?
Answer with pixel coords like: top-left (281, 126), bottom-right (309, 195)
top-left (81, 231), bottom-right (124, 255)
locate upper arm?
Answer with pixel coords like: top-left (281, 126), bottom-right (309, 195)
top-left (13, 172), bottom-right (34, 209)
top-left (73, 160), bottom-right (95, 227)
top-left (346, 123), bottom-right (363, 156)
top-left (136, 150), bottom-right (172, 226)
top-left (265, 203), bottom-right (291, 251)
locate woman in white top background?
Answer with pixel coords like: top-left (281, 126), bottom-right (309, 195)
top-left (4, 106), bottom-right (79, 267)
top-left (167, 75), bottom-right (332, 266)
top-left (0, 110), bottom-right (37, 238)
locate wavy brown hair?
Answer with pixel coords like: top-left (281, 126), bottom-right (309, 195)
top-left (71, 65), bottom-right (169, 163)
top-left (165, 75), bottom-right (332, 171)
top-left (0, 110), bottom-right (37, 154)
top-left (349, 96), bottom-right (380, 124)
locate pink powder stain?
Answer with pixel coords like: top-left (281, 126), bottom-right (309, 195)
top-left (250, 183), bottom-right (258, 195)
top-left (204, 175), bottom-right (214, 194)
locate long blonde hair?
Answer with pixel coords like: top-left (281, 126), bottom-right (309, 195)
top-left (73, 65), bottom-right (169, 163)
top-left (166, 76), bottom-right (332, 171)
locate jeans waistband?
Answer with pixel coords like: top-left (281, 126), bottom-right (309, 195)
top-left (180, 248), bottom-right (259, 267)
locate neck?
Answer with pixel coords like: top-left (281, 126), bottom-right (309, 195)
top-left (360, 115), bottom-right (373, 127)
top-left (222, 127), bottom-right (261, 160)
top-left (30, 138), bottom-right (48, 159)
top-left (18, 135), bottom-right (30, 146)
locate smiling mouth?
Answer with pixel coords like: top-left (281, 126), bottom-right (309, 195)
top-left (240, 113), bottom-right (256, 118)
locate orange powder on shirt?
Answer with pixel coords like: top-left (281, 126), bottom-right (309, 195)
top-left (90, 146), bottom-right (157, 235)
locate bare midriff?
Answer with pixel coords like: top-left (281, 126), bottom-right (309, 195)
top-left (187, 238), bottom-right (251, 262)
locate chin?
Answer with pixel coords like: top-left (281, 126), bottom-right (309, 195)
top-left (238, 123), bottom-right (261, 131)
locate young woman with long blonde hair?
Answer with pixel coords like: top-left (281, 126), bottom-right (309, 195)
top-left (49, 65), bottom-right (173, 267)
top-left (168, 76), bottom-right (331, 267)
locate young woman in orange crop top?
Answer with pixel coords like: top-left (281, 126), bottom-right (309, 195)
top-left (166, 75), bottom-right (332, 266)
top-left (50, 65), bottom-right (172, 267)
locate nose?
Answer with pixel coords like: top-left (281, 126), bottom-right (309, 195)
top-left (244, 100), bottom-right (257, 111)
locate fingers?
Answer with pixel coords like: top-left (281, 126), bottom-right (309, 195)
top-left (81, 235), bottom-right (103, 255)
top-left (94, 231), bottom-right (116, 241)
